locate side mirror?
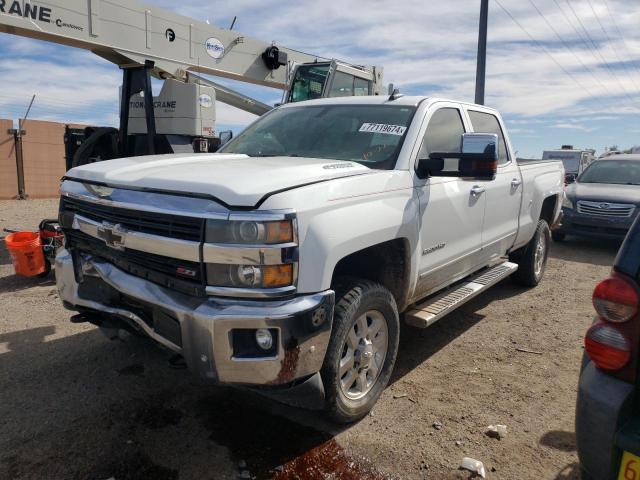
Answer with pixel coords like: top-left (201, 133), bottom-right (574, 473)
top-left (417, 133), bottom-right (498, 180)
top-left (416, 157), bottom-right (444, 179)
top-left (219, 130), bottom-right (233, 146)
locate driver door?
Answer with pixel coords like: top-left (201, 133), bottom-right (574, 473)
top-left (413, 104), bottom-right (486, 300)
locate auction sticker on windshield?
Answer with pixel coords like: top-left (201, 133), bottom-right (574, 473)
top-left (359, 123), bottom-right (407, 136)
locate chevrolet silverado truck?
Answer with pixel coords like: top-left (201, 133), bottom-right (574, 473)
top-left (55, 96), bottom-right (564, 422)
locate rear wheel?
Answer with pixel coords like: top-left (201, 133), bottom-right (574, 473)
top-left (321, 278), bottom-right (399, 423)
top-left (510, 219), bottom-right (550, 287)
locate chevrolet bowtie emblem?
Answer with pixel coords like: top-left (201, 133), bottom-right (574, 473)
top-left (599, 203), bottom-right (610, 209)
top-left (97, 223), bottom-right (125, 250)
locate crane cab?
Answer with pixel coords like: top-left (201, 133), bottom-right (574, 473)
top-left (287, 61), bottom-right (384, 103)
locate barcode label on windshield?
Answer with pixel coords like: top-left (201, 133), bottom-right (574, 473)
top-left (359, 123), bottom-right (407, 136)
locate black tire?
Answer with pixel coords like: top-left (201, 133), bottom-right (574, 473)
top-left (321, 277), bottom-right (399, 423)
top-left (552, 230), bottom-right (566, 242)
top-left (71, 127), bottom-right (119, 168)
top-left (510, 219), bottom-right (551, 287)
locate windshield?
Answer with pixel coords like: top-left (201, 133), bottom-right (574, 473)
top-left (288, 64), bottom-right (331, 103)
top-left (219, 104), bottom-right (416, 169)
top-left (578, 160), bottom-right (640, 185)
top-left (542, 151), bottom-right (581, 172)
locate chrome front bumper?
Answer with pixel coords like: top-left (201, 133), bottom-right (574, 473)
top-left (55, 249), bottom-right (334, 386)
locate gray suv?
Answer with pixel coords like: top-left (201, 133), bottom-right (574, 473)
top-left (554, 155), bottom-right (640, 241)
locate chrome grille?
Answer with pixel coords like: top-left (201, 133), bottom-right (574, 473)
top-left (577, 200), bottom-right (635, 218)
top-left (60, 196), bottom-right (204, 241)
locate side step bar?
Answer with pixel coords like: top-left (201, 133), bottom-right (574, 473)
top-left (405, 261), bottom-right (518, 328)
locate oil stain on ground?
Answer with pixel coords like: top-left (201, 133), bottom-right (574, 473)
top-left (85, 450), bottom-right (178, 480)
top-left (196, 389), bottom-right (392, 479)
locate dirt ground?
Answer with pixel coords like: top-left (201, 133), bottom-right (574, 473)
top-left (0, 199), bottom-right (621, 480)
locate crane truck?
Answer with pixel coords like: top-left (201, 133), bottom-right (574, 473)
top-left (0, 0), bottom-right (385, 164)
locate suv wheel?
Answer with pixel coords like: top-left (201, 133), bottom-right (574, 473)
top-left (321, 278), bottom-right (399, 423)
top-left (510, 219), bottom-right (551, 287)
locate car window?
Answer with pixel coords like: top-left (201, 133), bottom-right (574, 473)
top-left (579, 160), bottom-right (640, 185)
top-left (354, 77), bottom-right (370, 96)
top-left (468, 110), bottom-right (509, 165)
top-left (328, 71), bottom-right (354, 97)
top-left (418, 108), bottom-right (465, 171)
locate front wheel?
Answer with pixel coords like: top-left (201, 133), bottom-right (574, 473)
top-left (321, 278), bottom-right (399, 423)
top-left (510, 219), bottom-right (551, 287)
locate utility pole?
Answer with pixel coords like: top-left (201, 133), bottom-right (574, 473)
top-left (8, 94), bottom-right (36, 200)
top-left (475, 0), bottom-right (489, 105)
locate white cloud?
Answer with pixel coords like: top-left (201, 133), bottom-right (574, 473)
top-left (552, 122), bottom-right (598, 132)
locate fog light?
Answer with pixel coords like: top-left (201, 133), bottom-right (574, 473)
top-left (255, 328), bottom-right (273, 350)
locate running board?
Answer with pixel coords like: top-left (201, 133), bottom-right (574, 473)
top-left (405, 261), bottom-right (518, 328)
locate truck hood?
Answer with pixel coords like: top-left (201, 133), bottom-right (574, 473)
top-left (65, 153), bottom-right (372, 207)
top-left (567, 182), bottom-right (640, 205)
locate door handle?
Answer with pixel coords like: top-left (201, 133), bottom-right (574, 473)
top-left (511, 178), bottom-right (522, 187)
top-left (470, 185), bottom-right (486, 196)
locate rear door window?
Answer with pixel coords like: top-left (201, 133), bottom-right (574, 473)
top-left (468, 110), bottom-right (510, 165)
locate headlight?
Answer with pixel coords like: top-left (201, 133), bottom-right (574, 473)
top-left (207, 263), bottom-right (294, 288)
top-left (204, 216), bottom-right (297, 292)
top-left (562, 194), bottom-right (573, 209)
top-left (206, 219), bottom-right (294, 244)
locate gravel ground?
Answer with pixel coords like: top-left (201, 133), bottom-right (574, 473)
top-left (0, 199), bottom-right (620, 479)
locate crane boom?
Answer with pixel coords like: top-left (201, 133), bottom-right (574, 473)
top-left (0, 0), bottom-right (329, 88)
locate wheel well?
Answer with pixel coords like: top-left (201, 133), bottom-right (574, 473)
top-left (540, 195), bottom-right (558, 225)
top-left (332, 238), bottom-right (410, 311)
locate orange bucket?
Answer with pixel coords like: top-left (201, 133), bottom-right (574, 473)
top-left (4, 232), bottom-right (46, 277)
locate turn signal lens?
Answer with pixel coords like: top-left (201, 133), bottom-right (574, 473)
top-left (266, 221), bottom-right (294, 244)
top-left (262, 264), bottom-right (293, 288)
top-left (593, 274), bottom-right (639, 323)
top-left (585, 323), bottom-right (631, 370)
top-left (207, 263), bottom-right (294, 289)
top-left (562, 194), bottom-right (573, 209)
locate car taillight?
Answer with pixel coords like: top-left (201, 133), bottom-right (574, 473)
top-left (593, 275), bottom-right (639, 322)
top-left (585, 324), bottom-right (631, 370)
top-left (586, 272), bottom-right (640, 382)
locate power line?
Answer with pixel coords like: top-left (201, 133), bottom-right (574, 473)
top-left (585, 0), bottom-right (640, 92)
top-left (602, 0), bottom-right (640, 81)
top-left (527, 0), bottom-right (615, 98)
top-left (494, 0), bottom-right (611, 110)
top-left (563, 0), bottom-right (638, 104)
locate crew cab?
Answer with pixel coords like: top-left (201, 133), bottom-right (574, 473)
top-left (55, 96), bottom-right (564, 422)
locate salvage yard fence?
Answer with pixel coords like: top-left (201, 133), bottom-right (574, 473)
top-left (0, 118), bottom-right (86, 199)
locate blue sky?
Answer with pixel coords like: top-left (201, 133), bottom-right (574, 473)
top-left (1, 0), bottom-right (639, 157)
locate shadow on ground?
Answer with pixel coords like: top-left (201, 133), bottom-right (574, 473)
top-left (550, 235), bottom-right (621, 267)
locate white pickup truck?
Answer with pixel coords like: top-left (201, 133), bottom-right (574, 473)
top-left (55, 96), bottom-right (564, 422)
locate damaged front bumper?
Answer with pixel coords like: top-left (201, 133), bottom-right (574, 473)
top-left (55, 249), bottom-right (334, 388)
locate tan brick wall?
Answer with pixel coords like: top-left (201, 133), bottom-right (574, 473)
top-left (19, 119), bottom-right (68, 199)
top-left (0, 119), bottom-right (18, 199)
